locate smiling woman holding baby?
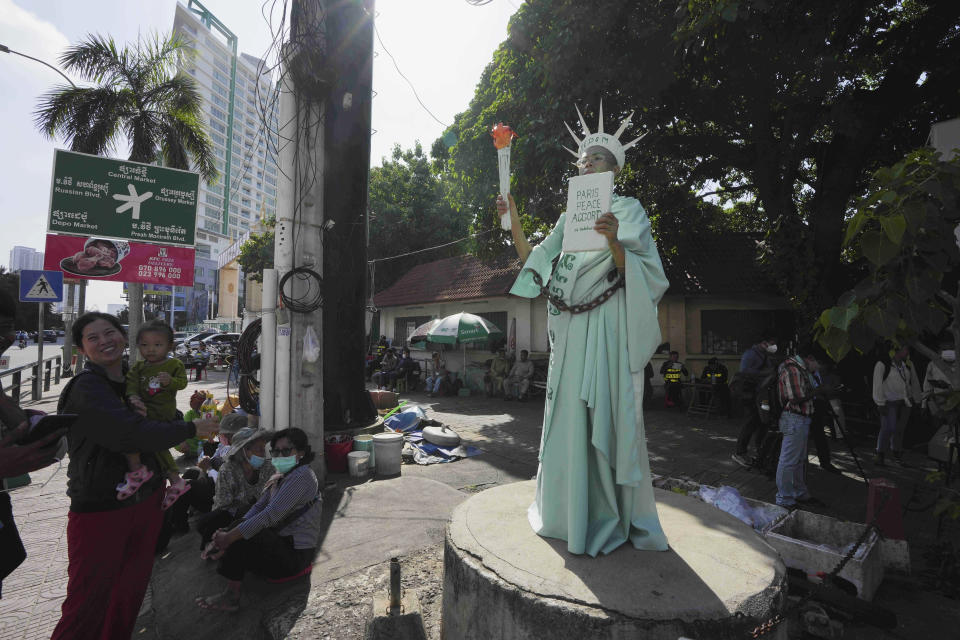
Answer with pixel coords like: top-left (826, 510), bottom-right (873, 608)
top-left (50, 312), bottom-right (220, 640)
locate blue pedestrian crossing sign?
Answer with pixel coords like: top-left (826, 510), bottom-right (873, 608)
top-left (20, 270), bottom-right (64, 303)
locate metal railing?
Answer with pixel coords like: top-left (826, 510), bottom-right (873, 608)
top-left (1, 356), bottom-right (62, 404)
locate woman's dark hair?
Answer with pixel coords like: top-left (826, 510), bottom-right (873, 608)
top-left (270, 427), bottom-right (316, 467)
top-left (72, 312), bottom-right (125, 346)
top-left (137, 319), bottom-right (175, 346)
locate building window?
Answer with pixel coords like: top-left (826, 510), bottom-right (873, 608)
top-left (195, 267), bottom-right (204, 277)
top-left (205, 194), bottom-right (223, 208)
top-left (700, 310), bottom-right (795, 355)
top-left (211, 107), bottom-right (226, 122)
top-left (394, 316), bottom-right (432, 349)
top-left (208, 119), bottom-right (226, 134)
top-left (196, 243), bottom-right (211, 257)
top-left (466, 311), bottom-right (508, 351)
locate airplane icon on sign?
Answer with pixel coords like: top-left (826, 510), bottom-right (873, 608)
top-left (113, 184), bottom-right (154, 220)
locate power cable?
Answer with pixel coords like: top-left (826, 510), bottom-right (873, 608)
top-left (279, 266), bottom-right (323, 313)
top-left (372, 23), bottom-right (448, 128)
top-left (368, 229), bottom-right (495, 263)
top-left (236, 317), bottom-right (261, 413)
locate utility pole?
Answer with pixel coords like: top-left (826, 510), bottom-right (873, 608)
top-left (128, 283), bottom-right (142, 363)
top-left (321, 0), bottom-right (376, 427)
top-left (271, 0), bottom-right (329, 457)
top-left (61, 282), bottom-right (74, 375)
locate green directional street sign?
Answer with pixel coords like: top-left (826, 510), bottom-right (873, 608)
top-left (47, 149), bottom-right (199, 247)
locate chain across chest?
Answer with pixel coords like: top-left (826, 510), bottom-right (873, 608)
top-left (527, 253), bottom-right (624, 315)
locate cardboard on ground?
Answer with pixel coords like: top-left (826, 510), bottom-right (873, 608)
top-left (562, 171), bottom-right (614, 252)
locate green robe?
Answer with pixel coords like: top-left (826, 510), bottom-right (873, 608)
top-left (510, 195), bottom-right (669, 556)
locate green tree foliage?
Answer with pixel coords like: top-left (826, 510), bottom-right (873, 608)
top-left (369, 143), bottom-right (470, 292)
top-left (237, 217), bottom-right (276, 283)
top-left (0, 268), bottom-right (61, 330)
top-left (815, 147), bottom-right (960, 367)
top-left (438, 0), bottom-right (960, 313)
top-left (34, 32), bottom-right (217, 180)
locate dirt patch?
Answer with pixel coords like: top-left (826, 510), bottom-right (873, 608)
top-left (269, 545), bottom-right (445, 640)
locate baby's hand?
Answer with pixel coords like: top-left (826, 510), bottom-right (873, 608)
top-left (128, 396), bottom-right (147, 416)
top-left (156, 372), bottom-right (172, 386)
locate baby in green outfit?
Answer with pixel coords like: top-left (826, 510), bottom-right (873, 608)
top-left (120, 320), bottom-right (190, 510)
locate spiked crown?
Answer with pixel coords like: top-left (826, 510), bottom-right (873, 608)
top-left (562, 101), bottom-right (646, 169)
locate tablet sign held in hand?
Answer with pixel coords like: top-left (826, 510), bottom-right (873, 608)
top-left (562, 172), bottom-right (614, 252)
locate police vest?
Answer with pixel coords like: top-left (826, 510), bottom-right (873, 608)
top-left (664, 364), bottom-right (684, 383)
top-left (704, 369), bottom-right (727, 384)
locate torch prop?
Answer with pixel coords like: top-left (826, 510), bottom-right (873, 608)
top-left (491, 123), bottom-right (518, 230)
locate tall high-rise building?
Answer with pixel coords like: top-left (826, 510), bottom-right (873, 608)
top-left (9, 246), bottom-right (44, 272)
top-left (171, 1), bottom-right (279, 325)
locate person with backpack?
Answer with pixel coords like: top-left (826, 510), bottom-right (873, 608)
top-left (732, 331), bottom-right (778, 468)
top-left (872, 345), bottom-right (922, 466)
top-left (774, 344), bottom-right (826, 508)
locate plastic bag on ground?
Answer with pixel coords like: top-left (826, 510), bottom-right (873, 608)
top-left (699, 485), bottom-right (755, 527)
top-left (383, 405), bottom-right (427, 433)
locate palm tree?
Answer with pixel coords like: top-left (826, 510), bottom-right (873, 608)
top-left (34, 32), bottom-right (217, 179)
top-left (35, 32), bottom-right (218, 357)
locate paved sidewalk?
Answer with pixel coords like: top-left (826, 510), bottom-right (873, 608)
top-left (3, 377), bottom-right (957, 639)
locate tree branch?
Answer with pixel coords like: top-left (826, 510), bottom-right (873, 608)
top-left (698, 184), bottom-right (756, 199)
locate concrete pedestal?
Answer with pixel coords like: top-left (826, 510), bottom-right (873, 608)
top-left (442, 481), bottom-right (787, 640)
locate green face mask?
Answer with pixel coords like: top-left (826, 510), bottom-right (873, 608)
top-left (272, 455), bottom-right (298, 474)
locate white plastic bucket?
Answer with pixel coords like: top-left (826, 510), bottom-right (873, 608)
top-left (372, 432), bottom-right (403, 476)
top-left (347, 451), bottom-right (370, 478)
top-left (353, 434), bottom-right (375, 466)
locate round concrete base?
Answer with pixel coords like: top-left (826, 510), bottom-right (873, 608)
top-left (442, 480), bottom-right (787, 640)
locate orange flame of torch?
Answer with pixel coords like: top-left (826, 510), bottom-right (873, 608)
top-left (490, 122), bottom-right (518, 149)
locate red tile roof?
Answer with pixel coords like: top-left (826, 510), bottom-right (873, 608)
top-left (374, 253), bottom-right (522, 307)
top-left (374, 233), bottom-right (781, 308)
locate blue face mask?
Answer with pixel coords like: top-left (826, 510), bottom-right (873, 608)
top-left (246, 451), bottom-right (265, 469)
top-left (272, 455), bottom-right (298, 474)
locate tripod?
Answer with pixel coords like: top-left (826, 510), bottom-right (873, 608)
top-left (819, 401), bottom-right (871, 489)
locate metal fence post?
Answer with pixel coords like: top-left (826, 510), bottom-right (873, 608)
top-left (44, 360), bottom-right (52, 392)
top-left (32, 365), bottom-right (40, 401)
top-left (12, 371), bottom-right (21, 405)
top-left (55, 357), bottom-right (61, 384)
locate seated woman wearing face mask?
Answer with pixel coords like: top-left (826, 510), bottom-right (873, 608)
top-left (195, 427), bottom-right (275, 554)
top-left (197, 428), bottom-right (321, 611)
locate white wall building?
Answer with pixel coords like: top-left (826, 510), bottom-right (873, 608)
top-left (9, 246), bottom-right (44, 272)
top-left (171, 1), bottom-right (279, 324)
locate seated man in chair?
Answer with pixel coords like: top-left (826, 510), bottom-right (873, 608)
top-left (503, 350), bottom-right (534, 401)
top-left (485, 349), bottom-right (511, 398)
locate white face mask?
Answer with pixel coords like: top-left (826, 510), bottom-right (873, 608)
top-left (942, 350), bottom-right (956, 363)
top-left (766, 344), bottom-right (778, 354)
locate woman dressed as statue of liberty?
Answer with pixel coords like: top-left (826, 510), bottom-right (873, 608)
top-left (497, 103), bottom-right (670, 556)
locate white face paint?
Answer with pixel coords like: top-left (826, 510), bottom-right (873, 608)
top-left (766, 344), bottom-right (778, 354)
top-left (942, 350), bottom-right (956, 363)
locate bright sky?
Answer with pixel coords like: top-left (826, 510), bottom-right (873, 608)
top-left (0, 0), bottom-right (518, 313)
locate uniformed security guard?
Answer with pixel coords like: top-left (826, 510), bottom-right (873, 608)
top-left (660, 351), bottom-right (689, 408)
top-left (701, 357), bottom-right (731, 416)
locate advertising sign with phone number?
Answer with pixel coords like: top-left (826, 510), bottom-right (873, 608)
top-left (43, 234), bottom-right (195, 286)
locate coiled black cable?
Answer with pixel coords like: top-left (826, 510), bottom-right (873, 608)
top-left (278, 266), bottom-right (323, 313)
top-left (235, 318), bottom-right (262, 414)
